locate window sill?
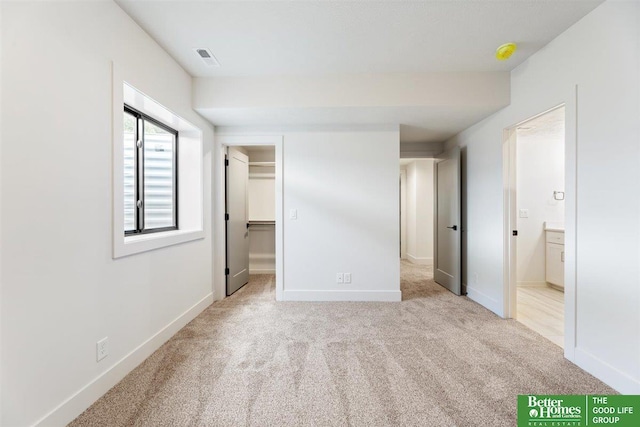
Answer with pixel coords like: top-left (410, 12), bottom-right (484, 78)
top-left (114, 228), bottom-right (205, 258)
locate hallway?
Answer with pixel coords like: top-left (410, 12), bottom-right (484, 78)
top-left (70, 262), bottom-right (613, 426)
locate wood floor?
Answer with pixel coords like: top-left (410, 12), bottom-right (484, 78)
top-left (516, 286), bottom-right (564, 348)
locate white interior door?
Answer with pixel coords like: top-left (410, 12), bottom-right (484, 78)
top-left (226, 147), bottom-right (250, 295)
top-left (434, 147), bottom-right (462, 295)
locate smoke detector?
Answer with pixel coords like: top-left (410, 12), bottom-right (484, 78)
top-left (193, 48), bottom-right (220, 67)
top-left (495, 42), bottom-right (517, 61)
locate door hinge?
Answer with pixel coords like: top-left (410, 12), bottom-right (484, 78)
top-left (225, 213), bottom-right (229, 221)
top-left (512, 230), bottom-right (518, 236)
top-left (225, 158), bottom-right (229, 166)
top-left (225, 268), bottom-right (230, 275)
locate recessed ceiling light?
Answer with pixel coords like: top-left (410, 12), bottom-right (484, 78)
top-left (496, 42), bottom-right (517, 61)
top-left (193, 48), bottom-right (220, 67)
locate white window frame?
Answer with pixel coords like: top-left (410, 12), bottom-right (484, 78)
top-left (112, 65), bottom-right (204, 258)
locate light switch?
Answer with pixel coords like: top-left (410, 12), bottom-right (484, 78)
top-left (519, 209), bottom-right (529, 218)
top-left (289, 209), bottom-right (297, 220)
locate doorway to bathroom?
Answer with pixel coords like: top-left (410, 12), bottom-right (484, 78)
top-left (505, 106), bottom-right (566, 348)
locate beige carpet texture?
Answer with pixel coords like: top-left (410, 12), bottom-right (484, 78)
top-left (69, 261), bottom-right (615, 427)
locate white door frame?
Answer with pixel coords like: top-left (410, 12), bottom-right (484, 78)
top-left (215, 135), bottom-right (284, 301)
top-left (400, 169), bottom-right (407, 259)
top-left (502, 100), bottom-right (576, 360)
top-left (503, 127), bottom-right (518, 319)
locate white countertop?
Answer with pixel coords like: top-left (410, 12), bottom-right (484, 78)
top-left (544, 221), bottom-right (565, 232)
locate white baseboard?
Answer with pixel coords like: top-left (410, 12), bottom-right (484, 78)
top-left (517, 281), bottom-right (547, 287)
top-left (466, 286), bottom-right (502, 317)
top-left (283, 290), bottom-right (402, 302)
top-left (574, 347), bottom-right (640, 394)
top-left (250, 269), bottom-right (276, 274)
top-left (34, 293), bottom-right (214, 427)
top-left (406, 254), bottom-right (433, 266)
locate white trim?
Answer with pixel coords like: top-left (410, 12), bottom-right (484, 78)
top-left (0, 3), bottom-right (3, 416)
top-left (466, 286), bottom-right (500, 315)
top-left (574, 348), bottom-right (640, 394)
top-left (118, 229), bottom-right (205, 258)
top-left (400, 169), bottom-right (407, 259)
top-left (406, 254), bottom-right (433, 266)
top-left (112, 64), bottom-right (205, 258)
top-left (33, 293), bottom-right (213, 427)
top-left (502, 128), bottom-right (517, 319)
top-left (284, 290), bottom-right (402, 302)
top-left (502, 99), bottom-right (576, 363)
top-left (563, 87), bottom-right (578, 362)
top-left (0, 2), bottom-right (3, 414)
top-left (249, 269), bottom-right (276, 275)
top-left (215, 135), bottom-right (284, 301)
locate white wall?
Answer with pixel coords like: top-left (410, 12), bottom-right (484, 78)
top-left (248, 150), bottom-right (276, 274)
top-left (248, 166), bottom-right (276, 222)
top-left (1, 2), bottom-right (214, 426)
top-left (283, 130), bottom-right (400, 301)
top-left (405, 160), bottom-right (435, 265)
top-left (516, 118), bottom-right (565, 285)
top-left (406, 162), bottom-right (417, 260)
top-left (195, 73), bottom-right (510, 147)
top-left (216, 128), bottom-right (401, 301)
top-left (446, 0), bottom-right (639, 393)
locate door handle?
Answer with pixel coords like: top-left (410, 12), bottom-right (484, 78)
top-left (446, 225), bottom-right (458, 231)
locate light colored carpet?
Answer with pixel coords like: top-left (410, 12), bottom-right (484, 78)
top-left (69, 261), bottom-right (614, 427)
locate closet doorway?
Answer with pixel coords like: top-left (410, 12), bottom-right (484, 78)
top-left (218, 135), bottom-right (283, 300)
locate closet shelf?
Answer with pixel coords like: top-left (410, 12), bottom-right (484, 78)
top-left (249, 161), bottom-right (275, 167)
top-left (248, 220), bottom-right (276, 226)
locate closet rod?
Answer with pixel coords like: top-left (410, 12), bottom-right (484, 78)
top-left (248, 220), bottom-right (276, 226)
top-left (249, 161), bottom-right (275, 167)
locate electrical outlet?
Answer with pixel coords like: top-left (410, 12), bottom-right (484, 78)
top-left (344, 273), bottom-right (352, 283)
top-left (336, 273), bottom-right (344, 284)
top-left (96, 337), bottom-right (109, 362)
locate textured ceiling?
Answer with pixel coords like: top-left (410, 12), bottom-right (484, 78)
top-left (116, 0), bottom-right (602, 77)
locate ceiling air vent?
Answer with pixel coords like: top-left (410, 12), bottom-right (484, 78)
top-left (193, 48), bottom-right (220, 67)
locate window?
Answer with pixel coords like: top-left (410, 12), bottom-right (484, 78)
top-left (113, 80), bottom-right (203, 258)
top-left (123, 105), bottom-right (178, 235)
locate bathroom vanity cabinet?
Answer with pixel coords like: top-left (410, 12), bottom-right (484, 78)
top-left (545, 229), bottom-right (565, 289)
